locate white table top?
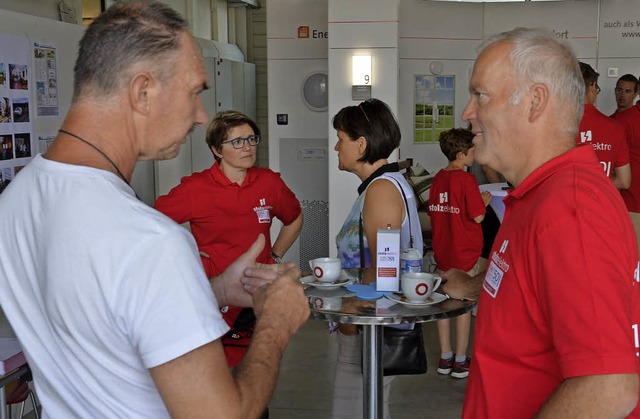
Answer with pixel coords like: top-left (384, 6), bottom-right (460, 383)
top-left (0, 308), bottom-right (24, 376)
top-left (479, 182), bottom-right (510, 223)
top-left (0, 337), bottom-right (25, 375)
top-left (478, 182), bottom-right (510, 196)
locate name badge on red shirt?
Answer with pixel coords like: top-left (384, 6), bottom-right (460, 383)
top-left (256, 208), bottom-right (271, 224)
top-left (254, 198), bottom-right (272, 224)
top-left (484, 240), bottom-right (510, 298)
top-left (483, 261), bottom-right (504, 298)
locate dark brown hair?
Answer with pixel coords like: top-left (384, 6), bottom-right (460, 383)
top-left (579, 62), bottom-right (599, 92)
top-left (332, 98), bottom-right (401, 164)
top-left (617, 74), bottom-right (639, 93)
top-left (438, 128), bottom-right (475, 162)
top-left (206, 110), bottom-right (261, 161)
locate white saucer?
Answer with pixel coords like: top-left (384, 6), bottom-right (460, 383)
top-left (300, 276), bottom-right (354, 290)
top-left (385, 292), bottom-right (448, 307)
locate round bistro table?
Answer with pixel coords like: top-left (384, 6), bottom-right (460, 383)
top-left (304, 268), bottom-right (475, 419)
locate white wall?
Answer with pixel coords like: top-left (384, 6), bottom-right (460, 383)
top-left (0, 3), bottom-right (256, 206)
top-left (267, 0), bottom-right (328, 176)
top-left (597, 0), bottom-right (640, 114)
top-left (267, 0), bottom-right (329, 261)
top-left (398, 2), bottom-right (483, 172)
top-left (268, 0), bottom-right (640, 262)
top-left (327, 0), bottom-right (400, 257)
top-left (398, 0), bottom-right (598, 171)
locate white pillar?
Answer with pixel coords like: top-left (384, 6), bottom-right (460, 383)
top-left (327, 0), bottom-right (400, 257)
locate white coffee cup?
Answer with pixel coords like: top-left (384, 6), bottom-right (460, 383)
top-left (401, 272), bottom-right (442, 303)
top-left (309, 257), bottom-right (342, 282)
top-left (311, 296), bottom-right (342, 311)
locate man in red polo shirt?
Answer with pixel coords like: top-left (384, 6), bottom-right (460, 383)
top-left (443, 28), bottom-right (640, 418)
top-left (611, 80), bottom-right (640, 254)
top-left (576, 62), bottom-right (630, 190)
top-left (612, 74), bottom-right (639, 116)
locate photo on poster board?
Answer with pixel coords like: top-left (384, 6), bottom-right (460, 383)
top-left (0, 97), bottom-right (11, 123)
top-left (0, 63), bottom-right (6, 87)
top-left (14, 133), bottom-right (31, 159)
top-left (0, 167), bottom-right (11, 194)
top-left (0, 134), bottom-right (12, 161)
top-left (8, 64), bottom-right (28, 90)
top-left (12, 97), bottom-right (29, 123)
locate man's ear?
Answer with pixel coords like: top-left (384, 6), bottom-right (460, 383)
top-left (129, 72), bottom-right (153, 116)
top-left (528, 83), bottom-right (548, 122)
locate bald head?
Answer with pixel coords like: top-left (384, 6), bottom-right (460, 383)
top-left (479, 28), bottom-right (584, 135)
top-left (463, 28), bottom-right (583, 186)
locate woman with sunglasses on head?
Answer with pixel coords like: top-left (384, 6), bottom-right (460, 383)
top-left (331, 98), bottom-right (423, 419)
top-left (155, 111), bottom-right (303, 377)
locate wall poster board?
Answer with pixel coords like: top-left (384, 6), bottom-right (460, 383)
top-left (0, 33), bottom-right (33, 194)
top-left (34, 41), bottom-right (59, 117)
top-left (0, 33), bottom-right (61, 195)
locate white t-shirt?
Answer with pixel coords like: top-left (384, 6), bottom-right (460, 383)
top-left (0, 155), bottom-right (229, 418)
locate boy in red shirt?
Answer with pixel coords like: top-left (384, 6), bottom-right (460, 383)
top-left (428, 128), bottom-right (491, 378)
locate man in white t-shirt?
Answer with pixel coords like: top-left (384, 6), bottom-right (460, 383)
top-left (0, 2), bottom-right (309, 418)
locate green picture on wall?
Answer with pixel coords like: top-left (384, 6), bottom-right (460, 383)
top-left (414, 75), bottom-right (455, 143)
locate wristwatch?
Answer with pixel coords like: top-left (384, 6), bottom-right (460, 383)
top-left (270, 252), bottom-right (282, 264)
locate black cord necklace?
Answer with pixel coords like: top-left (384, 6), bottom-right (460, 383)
top-left (58, 129), bottom-right (129, 185)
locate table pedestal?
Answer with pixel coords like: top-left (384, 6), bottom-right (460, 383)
top-left (306, 269), bottom-right (475, 419)
top-left (0, 387), bottom-right (5, 419)
top-left (362, 325), bottom-right (383, 419)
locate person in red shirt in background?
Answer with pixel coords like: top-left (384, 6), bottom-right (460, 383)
top-left (576, 62), bottom-right (630, 190)
top-left (155, 111), bottom-right (303, 374)
top-left (428, 127), bottom-right (491, 380)
top-left (611, 76), bottom-right (640, 254)
top-left (442, 28), bottom-right (640, 418)
top-left (612, 74), bottom-right (639, 116)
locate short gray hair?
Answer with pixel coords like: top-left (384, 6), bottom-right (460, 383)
top-left (480, 28), bottom-right (584, 135)
top-left (73, 1), bottom-right (189, 101)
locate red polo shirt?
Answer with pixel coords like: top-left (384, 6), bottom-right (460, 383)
top-left (428, 169), bottom-right (485, 271)
top-left (155, 162), bottom-right (301, 276)
top-left (576, 104), bottom-right (629, 177)
top-left (612, 102), bottom-right (640, 212)
top-left (463, 146), bottom-right (640, 418)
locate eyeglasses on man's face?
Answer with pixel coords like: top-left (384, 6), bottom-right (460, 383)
top-left (596, 84), bottom-right (601, 94)
top-left (222, 135), bottom-right (261, 149)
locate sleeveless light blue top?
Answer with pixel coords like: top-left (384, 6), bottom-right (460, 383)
top-left (336, 171), bottom-right (423, 268)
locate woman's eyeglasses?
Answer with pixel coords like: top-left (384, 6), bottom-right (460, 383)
top-left (222, 135), bottom-right (261, 149)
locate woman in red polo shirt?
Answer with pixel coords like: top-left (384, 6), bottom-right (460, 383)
top-left (154, 110), bottom-right (303, 369)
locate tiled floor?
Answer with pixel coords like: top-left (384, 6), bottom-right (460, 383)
top-left (21, 317), bottom-right (472, 419)
top-left (270, 318), bottom-right (474, 419)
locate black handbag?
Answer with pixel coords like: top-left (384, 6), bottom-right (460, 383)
top-left (381, 325), bottom-right (427, 376)
top-left (359, 172), bottom-right (428, 376)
